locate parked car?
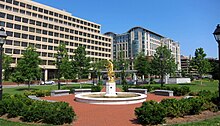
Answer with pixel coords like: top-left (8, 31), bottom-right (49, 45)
top-left (41, 80), bottom-right (55, 85)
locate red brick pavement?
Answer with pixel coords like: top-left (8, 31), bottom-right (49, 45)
top-left (42, 92), bottom-right (181, 126)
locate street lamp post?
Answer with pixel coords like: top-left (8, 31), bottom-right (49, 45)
top-left (0, 28), bottom-right (7, 100)
top-left (159, 54), bottom-right (164, 87)
top-left (57, 55), bottom-right (62, 90)
top-left (213, 24), bottom-right (220, 99)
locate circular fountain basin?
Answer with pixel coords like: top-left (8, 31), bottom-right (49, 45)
top-left (75, 92), bottom-right (147, 105)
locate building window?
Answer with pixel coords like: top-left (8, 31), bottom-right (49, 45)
top-left (0, 21), bottom-right (5, 27)
top-left (6, 40), bottom-right (12, 45)
top-left (29, 35), bottom-right (35, 40)
top-left (14, 24), bottom-right (21, 30)
top-left (36, 36), bottom-right (41, 41)
top-left (0, 12), bottom-right (5, 18)
top-left (42, 45), bottom-right (47, 49)
top-left (29, 27), bottom-right (35, 32)
top-left (22, 26), bottom-right (28, 31)
top-left (42, 30), bottom-right (47, 35)
top-left (48, 46), bottom-right (53, 50)
top-left (13, 0), bottom-right (19, 5)
top-left (14, 32), bottom-right (20, 38)
top-left (36, 29), bottom-right (41, 34)
top-left (6, 22), bottom-right (13, 28)
top-left (14, 16), bottom-right (21, 22)
top-left (22, 18), bottom-right (28, 23)
top-left (36, 44), bottom-right (41, 49)
top-left (14, 49), bottom-right (20, 54)
top-left (29, 19), bottom-right (35, 25)
top-left (7, 14), bottom-right (13, 20)
top-left (14, 41), bottom-right (20, 46)
top-left (22, 34), bottom-right (28, 39)
top-left (13, 7), bottom-right (19, 12)
top-left (5, 48), bottom-right (12, 54)
top-left (21, 42), bottom-right (27, 47)
top-left (36, 21), bottom-right (42, 26)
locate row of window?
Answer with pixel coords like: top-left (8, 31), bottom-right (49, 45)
top-left (4, 47), bottom-right (111, 58)
top-left (5, 39), bottom-right (111, 53)
top-left (0, 16), bottom-right (111, 43)
top-left (0, 1), bottom-right (100, 33)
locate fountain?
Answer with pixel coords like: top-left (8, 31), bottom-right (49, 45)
top-left (75, 60), bottom-right (147, 105)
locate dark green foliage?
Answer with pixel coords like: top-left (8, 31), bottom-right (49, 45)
top-left (151, 46), bottom-right (177, 87)
top-left (161, 99), bottom-right (184, 117)
top-left (130, 85), bottom-right (190, 96)
top-left (190, 48), bottom-right (211, 78)
top-left (2, 54), bottom-right (13, 81)
top-left (135, 101), bottom-right (166, 125)
top-left (0, 94), bottom-right (75, 125)
top-left (22, 101), bottom-right (75, 125)
top-left (56, 43), bottom-right (76, 80)
top-left (24, 90), bottom-right (50, 97)
top-left (156, 86), bottom-right (190, 96)
top-left (91, 85), bottom-right (102, 92)
top-left (12, 46), bottom-right (41, 89)
top-left (0, 95), bottom-right (27, 118)
top-left (73, 46), bottom-right (91, 79)
top-left (135, 91), bottom-right (220, 125)
top-left (134, 52), bottom-right (151, 78)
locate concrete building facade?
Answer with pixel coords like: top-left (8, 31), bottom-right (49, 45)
top-left (105, 27), bottom-right (181, 70)
top-left (0, 0), bottom-right (112, 80)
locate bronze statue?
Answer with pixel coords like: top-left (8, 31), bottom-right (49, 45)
top-left (105, 60), bottom-right (115, 83)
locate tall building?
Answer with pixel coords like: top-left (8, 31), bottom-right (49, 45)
top-left (0, 0), bottom-right (112, 80)
top-left (105, 27), bottom-right (181, 70)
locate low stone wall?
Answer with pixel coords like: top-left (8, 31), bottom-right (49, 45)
top-left (168, 78), bottom-right (191, 84)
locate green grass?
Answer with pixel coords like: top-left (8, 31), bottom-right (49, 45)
top-left (171, 115), bottom-right (220, 126)
top-left (3, 84), bottom-right (93, 95)
top-left (0, 118), bottom-right (53, 126)
top-left (123, 79), bottom-right (218, 93)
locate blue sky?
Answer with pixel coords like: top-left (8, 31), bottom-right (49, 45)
top-left (35, 0), bottom-right (220, 58)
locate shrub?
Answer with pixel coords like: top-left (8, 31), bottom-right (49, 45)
top-left (22, 101), bottom-right (75, 125)
top-left (0, 95), bottom-right (26, 118)
top-left (161, 99), bottom-right (184, 117)
top-left (91, 85), bottom-right (102, 92)
top-left (0, 94), bottom-right (76, 125)
top-left (135, 101), bottom-right (166, 125)
top-left (24, 90), bottom-right (50, 97)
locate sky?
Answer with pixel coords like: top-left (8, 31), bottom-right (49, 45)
top-left (34, 0), bottom-right (220, 58)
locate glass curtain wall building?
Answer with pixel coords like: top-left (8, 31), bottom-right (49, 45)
top-left (105, 27), bottom-right (181, 70)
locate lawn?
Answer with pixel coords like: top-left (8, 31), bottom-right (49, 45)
top-left (0, 118), bottom-right (53, 126)
top-left (3, 83), bottom-right (93, 95)
top-left (124, 79), bottom-right (219, 93)
top-left (3, 79), bottom-right (218, 95)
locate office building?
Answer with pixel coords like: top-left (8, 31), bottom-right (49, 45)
top-left (105, 27), bottom-right (181, 70)
top-left (0, 0), bottom-right (112, 80)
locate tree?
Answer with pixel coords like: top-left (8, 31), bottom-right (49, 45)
top-left (13, 46), bottom-right (41, 89)
top-left (151, 46), bottom-right (177, 87)
top-left (56, 43), bottom-right (75, 81)
top-left (209, 60), bottom-right (219, 80)
top-left (2, 54), bottom-right (12, 81)
top-left (91, 60), bottom-right (107, 82)
top-left (191, 48), bottom-right (211, 79)
top-left (72, 46), bottom-right (91, 83)
top-left (134, 52), bottom-right (150, 82)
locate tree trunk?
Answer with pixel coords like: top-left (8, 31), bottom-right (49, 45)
top-left (161, 75), bottom-right (164, 87)
top-left (28, 81), bottom-right (30, 90)
top-left (148, 74), bottom-right (151, 85)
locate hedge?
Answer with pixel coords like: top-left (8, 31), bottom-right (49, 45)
top-left (135, 91), bottom-right (219, 125)
top-left (130, 85), bottom-right (190, 96)
top-left (0, 94), bottom-right (76, 125)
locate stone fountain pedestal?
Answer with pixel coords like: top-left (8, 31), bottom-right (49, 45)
top-left (105, 81), bottom-right (117, 97)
